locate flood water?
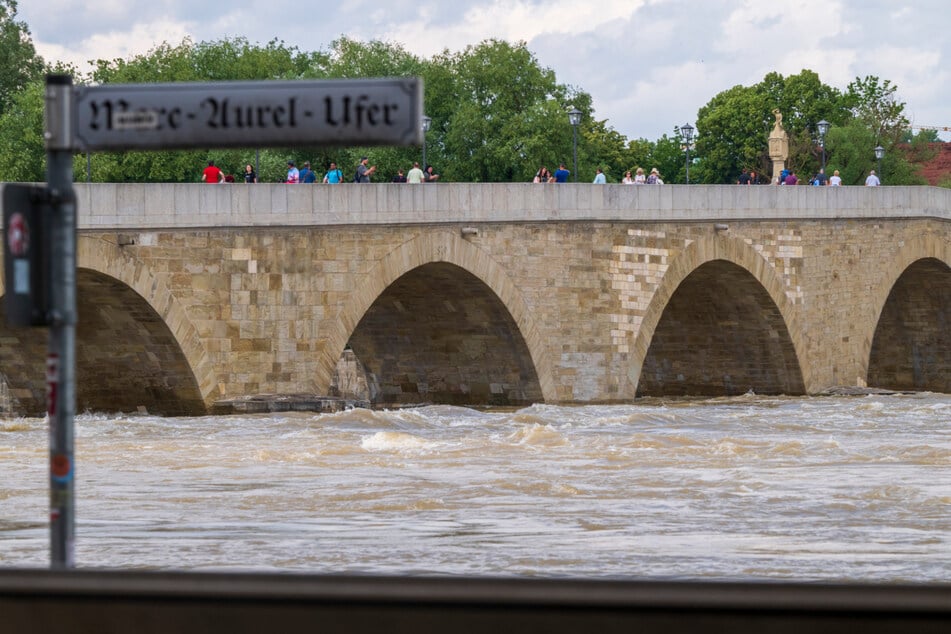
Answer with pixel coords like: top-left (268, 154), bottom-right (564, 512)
top-left (1, 394), bottom-right (949, 581)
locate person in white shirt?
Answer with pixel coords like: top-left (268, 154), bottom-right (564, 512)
top-left (407, 162), bottom-right (424, 183)
top-left (865, 170), bottom-right (881, 186)
top-left (829, 169), bottom-right (842, 186)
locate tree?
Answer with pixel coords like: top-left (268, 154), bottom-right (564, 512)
top-left (0, 78), bottom-right (44, 181)
top-left (0, 0), bottom-right (43, 117)
top-left (694, 70), bottom-right (850, 183)
top-left (824, 119), bottom-right (927, 186)
top-left (582, 119), bottom-right (629, 182)
top-left (844, 75), bottom-right (909, 144)
top-left (430, 39), bottom-right (592, 182)
top-left (650, 133), bottom-right (689, 185)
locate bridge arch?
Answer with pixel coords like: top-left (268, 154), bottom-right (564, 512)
top-left (631, 234), bottom-right (807, 396)
top-left (865, 234), bottom-right (950, 392)
top-left (0, 236), bottom-right (215, 415)
top-left (322, 230), bottom-right (556, 405)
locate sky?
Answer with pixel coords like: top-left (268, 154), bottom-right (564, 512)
top-left (18, 0), bottom-right (951, 142)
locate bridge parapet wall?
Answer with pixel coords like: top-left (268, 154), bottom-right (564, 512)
top-left (71, 183), bottom-right (951, 229)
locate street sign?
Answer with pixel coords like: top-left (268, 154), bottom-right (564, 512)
top-left (3, 184), bottom-right (50, 327)
top-left (72, 78), bottom-right (423, 151)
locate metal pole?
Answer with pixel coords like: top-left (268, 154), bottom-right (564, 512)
top-left (572, 126), bottom-right (578, 183)
top-left (44, 74), bottom-right (77, 569)
top-left (422, 136), bottom-right (427, 173)
top-left (877, 158), bottom-right (882, 184)
top-left (255, 149), bottom-right (260, 180)
top-left (685, 145), bottom-right (690, 184)
top-left (86, 154), bottom-right (90, 183)
top-left (820, 143), bottom-right (826, 174)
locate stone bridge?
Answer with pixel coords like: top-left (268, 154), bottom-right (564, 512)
top-left (1, 183), bottom-right (948, 416)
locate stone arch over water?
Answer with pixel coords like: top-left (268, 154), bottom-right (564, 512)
top-left (866, 234), bottom-right (950, 392)
top-left (325, 231), bottom-right (554, 406)
top-left (0, 236), bottom-right (213, 415)
top-left (632, 234), bottom-right (806, 396)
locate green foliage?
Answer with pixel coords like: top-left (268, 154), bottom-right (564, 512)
top-left (901, 128), bottom-right (940, 143)
top-left (650, 134), bottom-right (689, 184)
top-left (844, 75), bottom-right (909, 144)
top-left (0, 79), bottom-right (44, 181)
top-left (432, 39), bottom-right (587, 182)
top-left (824, 119), bottom-right (927, 186)
top-left (694, 84), bottom-right (768, 182)
top-left (0, 0), bottom-right (43, 117)
top-left (695, 70), bottom-right (850, 183)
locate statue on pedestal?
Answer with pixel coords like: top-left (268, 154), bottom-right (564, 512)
top-left (768, 109), bottom-right (789, 184)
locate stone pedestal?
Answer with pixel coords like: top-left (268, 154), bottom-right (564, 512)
top-left (768, 109), bottom-right (789, 183)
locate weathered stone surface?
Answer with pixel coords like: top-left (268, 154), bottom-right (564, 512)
top-left (0, 184), bottom-right (947, 416)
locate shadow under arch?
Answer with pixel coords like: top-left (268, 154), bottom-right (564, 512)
top-left (321, 231), bottom-right (556, 404)
top-left (0, 236), bottom-right (216, 415)
top-left (865, 235), bottom-right (950, 392)
top-left (631, 234), bottom-right (807, 396)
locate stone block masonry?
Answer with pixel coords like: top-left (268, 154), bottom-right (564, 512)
top-left (0, 184), bottom-right (947, 415)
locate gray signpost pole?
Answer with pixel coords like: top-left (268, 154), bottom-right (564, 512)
top-left (44, 74), bottom-right (77, 568)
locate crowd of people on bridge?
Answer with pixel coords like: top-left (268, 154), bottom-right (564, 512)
top-left (202, 158), bottom-right (883, 186)
top-left (201, 157), bottom-right (444, 184)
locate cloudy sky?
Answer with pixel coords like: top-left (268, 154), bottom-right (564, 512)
top-left (19, 0), bottom-right (951, 141)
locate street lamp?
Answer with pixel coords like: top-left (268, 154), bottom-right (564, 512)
top-left (817, 119), bottom-right (830, 173)
top-left (568, 107), bottom-right (582, 182)
top-left (874, 144), bottom-right (885, 184)
top-left (679, 122), bottom-right (694, 184)
top-left (421, 115), bottom-right (432, 170)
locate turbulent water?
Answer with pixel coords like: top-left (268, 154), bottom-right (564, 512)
top-left (1, 394), bottom-right (949, 581)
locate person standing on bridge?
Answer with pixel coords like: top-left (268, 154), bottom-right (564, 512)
top-left (201, 161), bottom-right (224, 184)
top-left (323, 162), bottom-right (344, 184)
top-left (865, 170), bottom-right (881, 186)
top-left (553, 163), bottom-right (570, 182)
top-left (243, 164), bottom-right (257, 183)
top-left (355, 157), bottom-right (377, 183)
top-left (407, 162), bottom-right (424, 183)
top-left (299, 162), bottom-right (317, 183)
top-left (286, 161), bottom-right (300, 184)
top-left (593, 167), bottom-right (606, 184)
top-left (829, 169), bottom-right (842, 186)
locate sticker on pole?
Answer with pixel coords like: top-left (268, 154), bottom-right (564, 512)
top-left (7, 211), bottom-right (29, 257)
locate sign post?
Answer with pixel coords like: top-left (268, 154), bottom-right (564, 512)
top-left (3, 74), bottom-right (422, 570)
top-left (44, 74), bottom-right (77, 568)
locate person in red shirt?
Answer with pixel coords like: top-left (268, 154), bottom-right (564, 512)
top-left (201, 161), bottom-right (224, 184)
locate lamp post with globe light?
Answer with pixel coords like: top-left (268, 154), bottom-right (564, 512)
top-left (568, 107), bottom-right (582, 182)
top-left (421, 115), bottom-right (432, 170)
top-left (817, 119), bottom-right (830, 174)
top-left (679, 123), bottom-right (695, 184)
top-left (874, 145), bottom-right (885, 184)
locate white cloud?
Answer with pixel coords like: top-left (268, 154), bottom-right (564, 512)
top-left (33, 19), bottom-right (193, 72)
top-left (380, 0), bottom-right (645, 57)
